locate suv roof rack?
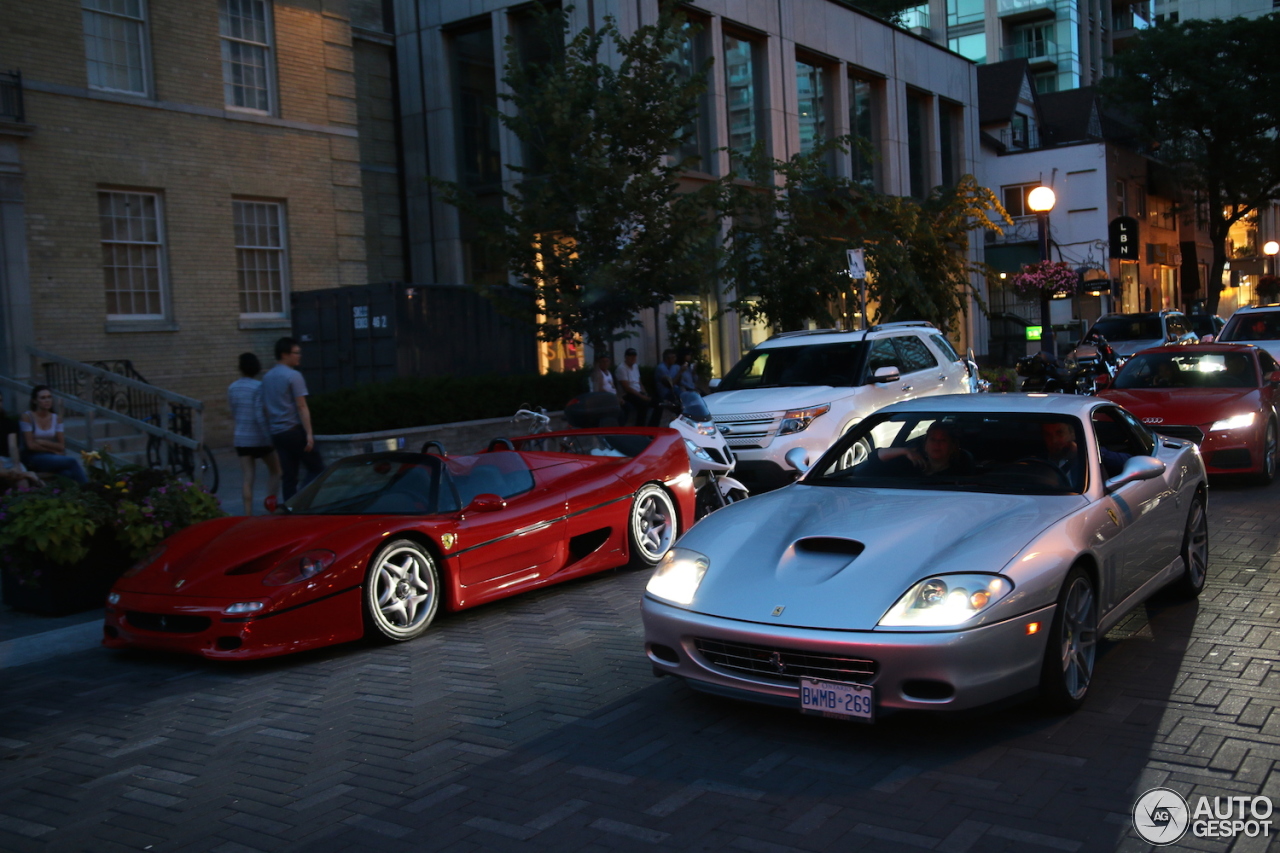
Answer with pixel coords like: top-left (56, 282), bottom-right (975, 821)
top-left (765, 329), bottom-right (856, 340)
top-left (867, 320), bottom-right (937, 332)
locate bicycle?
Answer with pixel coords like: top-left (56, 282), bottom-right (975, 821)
top-left (512, 406), bottom-right (552, 435)
top-left (144, 405), bottom-right (220, 494)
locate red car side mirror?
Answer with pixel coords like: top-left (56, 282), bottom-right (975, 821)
top-left (1268, 370), bottom-right (1280, 385)
top-left (465, 493), bottom-right (507, 513)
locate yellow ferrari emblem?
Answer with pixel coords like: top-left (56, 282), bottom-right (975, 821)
top-left (441, 533), bottom-right (456, 550)
top-left (1107, 508), bottom-right (1119, 527)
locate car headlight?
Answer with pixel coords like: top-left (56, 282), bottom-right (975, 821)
top-left (1210, 412), bottom-right (1255, 431)
top-left (779, 404), bottom-right (831, 435)
top-left (646, 547), bottom-right (709, 605)
top-left (878, 574), bottom-right (1013, 628)
top-left (263, 549), bottom-right (337, 586)
top-left (683, 438), bottom-right (713, 462)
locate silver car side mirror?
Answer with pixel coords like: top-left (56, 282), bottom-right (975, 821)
top-left (709, 377), bottom-right (721, 389)
top-left (1104, 456), bottom-right (1165, 492)
top-left (784, 447), bottom-right (810, 473)
top-left (873, 366), bottom-right (900, 384)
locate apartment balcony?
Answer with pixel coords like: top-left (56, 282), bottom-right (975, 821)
top-left (1112, 0), bottom-right (1153, 31)
top-left (898, 4), bottom-right (932, 35)
top-left (0, 70), bottom-right (24, 124)
top-left (998, 126), bottom-right (1044, 151)
top-left (997, 0), bottom-right (1058, 20)
top-left (1001, 39), bottom-right (1058, 66)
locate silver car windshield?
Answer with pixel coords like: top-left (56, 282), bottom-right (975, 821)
top-left (805, 412), bottom-right (1087, 495)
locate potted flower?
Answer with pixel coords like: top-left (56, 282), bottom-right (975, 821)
top-left (0, 454), bottom-right (224, 615)
top-left (1009, 260), bottom-right (1080, 298)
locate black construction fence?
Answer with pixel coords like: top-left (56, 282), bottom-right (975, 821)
top-left (291, 283), bottom-right (538, 395)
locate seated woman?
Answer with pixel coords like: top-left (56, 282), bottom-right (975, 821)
top-left (875, 422), bottom-right (975, 476)
top-left (19, 385), bottom-right (87, 484)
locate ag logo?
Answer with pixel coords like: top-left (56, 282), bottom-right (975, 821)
top-left (1133, 787), bottom-right (1189, 845)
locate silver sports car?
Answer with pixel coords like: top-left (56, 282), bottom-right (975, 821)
top-left (642, 394), bottom-right (1209, 720)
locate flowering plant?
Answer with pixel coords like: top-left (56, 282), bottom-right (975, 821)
top-left (1258, 274), bottom-right (1280, 303)
top-left (0, 459), bottom-right (223, 590)
top-left (1008, 260), bottom-right (1079, 297)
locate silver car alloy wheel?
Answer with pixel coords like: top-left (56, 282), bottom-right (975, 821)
top-left (633, 488), bottom-right (676, 563)
top-left (372, 544), bottom-right (435, 632)
top-left (1058, 576), bottom-right (1097, 700)
top-left (1184, 499), bottom-right (1209, 590)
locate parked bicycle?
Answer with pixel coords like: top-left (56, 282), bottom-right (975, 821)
top-left (512, 406), bottom-right (552, 435)
top-left (145, 405), bottom-right (219, 493)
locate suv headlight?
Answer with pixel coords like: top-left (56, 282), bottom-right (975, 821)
top-left (779, 404), bottom-right (831, 435)
top-left (878, 574), bottom-right (1013, 628)
top-left (1210, 413), bottom-right (1255, 431)
top-left (646, 547), bottom-right (709, 605)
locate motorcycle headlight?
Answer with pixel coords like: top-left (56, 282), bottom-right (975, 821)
top-left (878, 574), bottom-right (1013, 628)
top-left (779, 404), bottom-right (831, 435)
top-left (646, 547), bottom-right (710, 606)
top-left (263, 549), bottom-right (338, 586)
top-left (683, 439), bottom-right (712, 462)
top-left (680, 416), bottom-right (718, 436)
top-left (1210, 412), bottom-right (1255, 431)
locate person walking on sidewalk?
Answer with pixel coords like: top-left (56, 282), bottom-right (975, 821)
top-left (228, 352), bottom-right (281, 514)
top-left (262, 337), bottom-right (324, 501)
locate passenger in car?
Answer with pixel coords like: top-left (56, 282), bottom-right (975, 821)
top-left (875, 422), bottom-right (975, 476)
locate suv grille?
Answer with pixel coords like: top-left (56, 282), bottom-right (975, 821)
top-left (694, 638), bottom-right (877, 684)
top-left (1154, 425), bottom-right (1204, 444)
top-left (710, 411), bottom-right (779, 449)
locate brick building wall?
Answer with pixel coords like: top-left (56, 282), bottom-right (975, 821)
top-left (0, 0), bottom-right (369, 446)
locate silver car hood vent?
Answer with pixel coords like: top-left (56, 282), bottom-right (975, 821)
top-left (779, 537), bottom-right (866, 586)
top-left (794, 537), bottom-right (865, 557)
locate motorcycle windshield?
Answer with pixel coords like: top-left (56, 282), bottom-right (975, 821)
top-left (680, 392), bottom-right (712, 422)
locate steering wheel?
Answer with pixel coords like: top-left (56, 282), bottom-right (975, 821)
top-left (1012, 457), bottom-right (1072, 488)
top-left (487, 438), bottom-right (516, 452)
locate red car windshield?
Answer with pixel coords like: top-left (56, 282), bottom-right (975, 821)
top-left (288, 453), bottom-right (454, 514)
top-left (1114, 351), bottom-right (1257, 390)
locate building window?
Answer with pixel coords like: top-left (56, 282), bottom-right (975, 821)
top-left (99, 191), bottom-right (166, 319)
top-left (233, 200), bottom-right (288, 317)
top-left (723, 31), bottom-right (764, 170)
top-left (1008, 22), bottom-right (1055, 61)
top-left (1032, 71), bottom-right (1057, 94)
top-left (510, 5), bottom-right (561, 177)
top-left (906, 89), bottom-right (929, 199)
top-left (796, 59), bottom-right (828, 162)
top-left (1115, 179), bottom-right (1127, 217)
top-left (948, 33), bottom-right (986, 63)
top-left (849, 73), bottom-right (881, 188)
top-left (939, 102), bottom-right (963, 187)
top-left (219, 0), bottom-right (275, 113)
top-left (1135, 185), bottom-right (1147, 219)
top-left (669, 19), bottom-right (711, 172)
top-left (947, 0), bottom-right (985, 27)
top-left (452, 22), bottom-right (502, 188)
top-left (1001, 182), bottom-right (1041, 218)
top-left (82, 0), bottom-right (150, 96)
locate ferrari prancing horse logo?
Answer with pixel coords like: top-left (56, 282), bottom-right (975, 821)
top-left (440, 533), bottom-right (457, 550)
top-left (1107, 508), bottom-right (1119, 527)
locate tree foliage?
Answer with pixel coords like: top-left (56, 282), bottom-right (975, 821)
top-left (1100, 14), bottom-right (1280, 314)
top-left (436, 7), bottom-right (720, 351)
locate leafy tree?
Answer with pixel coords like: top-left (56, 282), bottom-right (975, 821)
top-left (1100, 15), bottom-right (1280, 315)
top-left (436, 7), bottom-right (721, 352)
top-left (720, 140), bottom-right (1008, 334)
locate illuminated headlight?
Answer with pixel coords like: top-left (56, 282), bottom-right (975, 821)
top-left (107, 593), bottom-right (121, 605)
top-left (680, 416), bottom-right (718, 436)
top-left (683, 439), bottom-right (712, 462)
top-left (263, 549), bottom-right (337, 585)
top-left (1210, 412), bottom-right (1256, 431)
top-left (225, 601), bottom-right (265, 615)
top-left (778, 404), bottom-right (831, 435)
top-left (646, 547), bottom-right (710, 606)
top-left (878, 574), bottom-right (1013, 627)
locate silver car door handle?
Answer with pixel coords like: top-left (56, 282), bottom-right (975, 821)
top-left (938, 375), bottom-right (947, 382)
top-left (901, 385), bottom-right (912, 391)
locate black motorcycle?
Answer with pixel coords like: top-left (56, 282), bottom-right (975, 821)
top-left (1015, 351), bottom-right (1097, 395)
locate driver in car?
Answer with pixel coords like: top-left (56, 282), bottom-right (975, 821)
top-left (1041, 421), bottom-right (1128, 483)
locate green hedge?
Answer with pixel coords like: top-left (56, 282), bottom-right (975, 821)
top-left (310, 370), bottom-right (594, 434)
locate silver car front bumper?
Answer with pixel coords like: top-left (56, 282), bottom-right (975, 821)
top-left (643, 596), bottom-right (1056, 713)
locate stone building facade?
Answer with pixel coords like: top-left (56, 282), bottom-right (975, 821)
top-left (0, 0), bottom-right (369, 443)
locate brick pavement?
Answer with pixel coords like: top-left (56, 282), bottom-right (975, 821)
top-left (0, 479), bottom-right (1276, 853)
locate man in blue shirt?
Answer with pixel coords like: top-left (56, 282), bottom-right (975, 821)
top-left (262, 337), bottom-right (325, 500)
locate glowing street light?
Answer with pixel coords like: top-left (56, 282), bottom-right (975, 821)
top-left (1028, 186), bottom-right (1057, 354)
top-left (1265, 240), bottom-right (1279, 277)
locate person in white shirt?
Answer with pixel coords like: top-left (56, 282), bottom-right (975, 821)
top-left (614, 348), bottom-right (654, 426)
top-left (589, 354), bottom-right (617, 395)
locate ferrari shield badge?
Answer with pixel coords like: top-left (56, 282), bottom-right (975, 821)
top-left (440, 533), bottom-right (457, 551)
top-left (1107, 508), bottom-right (1119, 527)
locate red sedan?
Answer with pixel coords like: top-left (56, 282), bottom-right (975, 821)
top-left (1099, 343), bottom-right (1280, 482)
top-left (104, 428), bottom-right (695, 660)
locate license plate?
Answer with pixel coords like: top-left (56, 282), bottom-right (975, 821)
top-left (799, 678), bottom-right (874, 722)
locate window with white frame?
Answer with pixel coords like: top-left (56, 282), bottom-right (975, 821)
top-left (219, 0), bottom-right (275, 113)
top-left (82, 0), bottom-right (150, 95)
top-left (1002, 182), bottom-right (1041, 218)
top-left (99, 190), bottom-right (167, 318)
top-left (234, 200), bottom-right (288, 317)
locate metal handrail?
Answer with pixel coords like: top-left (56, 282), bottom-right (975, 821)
top-left (0, 374), bottom-right (200, 452)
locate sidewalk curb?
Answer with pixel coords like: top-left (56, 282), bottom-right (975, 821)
top-left (0, 619), bottom-right (103, 669)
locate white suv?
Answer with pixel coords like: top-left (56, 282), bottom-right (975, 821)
top-left (1217, 304), bottom-right (1280, 362)
top-left (706, 322), bottom-right (973, 491)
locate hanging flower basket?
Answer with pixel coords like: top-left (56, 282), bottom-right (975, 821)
top-left (1009, 260), bottom-right (1079, 298)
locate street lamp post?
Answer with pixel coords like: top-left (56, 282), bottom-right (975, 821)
top-left (1265, 239), bottom-right (1279, 278)
top-left (1027, 186), bottom-right (1057, 355)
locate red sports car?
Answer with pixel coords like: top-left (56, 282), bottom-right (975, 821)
top-left (1099, 343), bottom-right (1280, 482)
top-left (104, 428), bottom-right (695, 659)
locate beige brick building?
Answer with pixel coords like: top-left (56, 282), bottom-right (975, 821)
top-left (0, 0), bottom-right (370, 444)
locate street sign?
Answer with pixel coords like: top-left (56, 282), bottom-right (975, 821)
top-left (846, 248), bottom-right (866, 279)
top-left (1025, 325), bottom-right (1043, 341)
top-left (1109, 217), bottom-right (1139, 260)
